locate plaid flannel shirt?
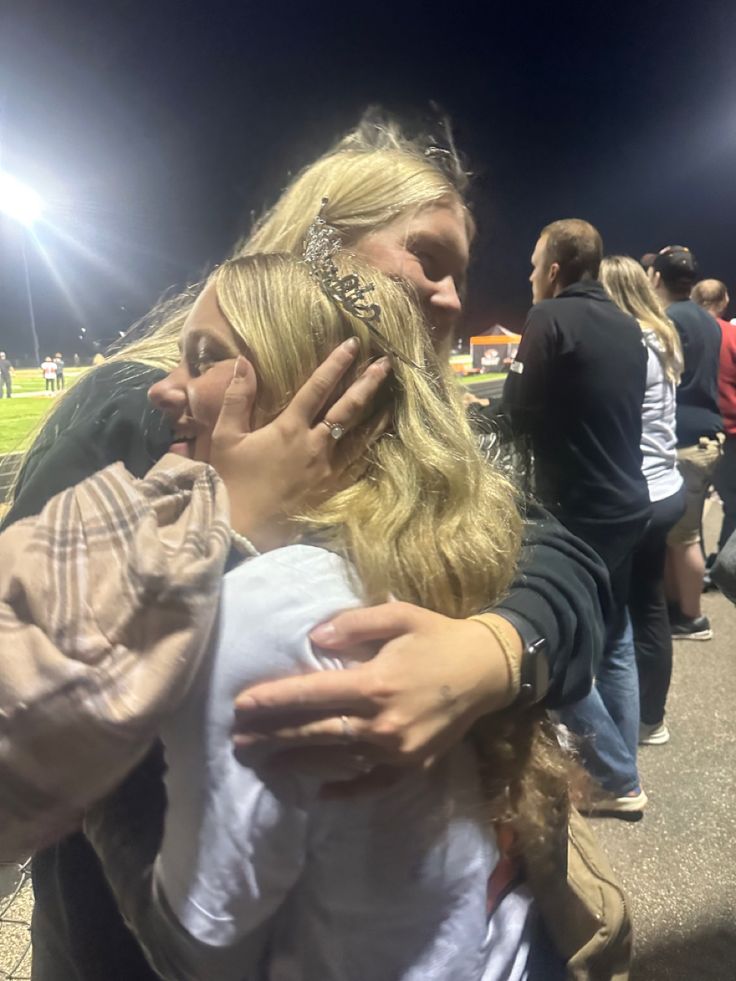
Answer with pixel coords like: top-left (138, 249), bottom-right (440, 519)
top-left (0, 454), bottom-right (231, 862)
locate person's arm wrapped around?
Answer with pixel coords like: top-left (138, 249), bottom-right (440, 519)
top-left (0, 454), bottom-right (230, 862)
top-left (494, 503), bottom-right (610, 707)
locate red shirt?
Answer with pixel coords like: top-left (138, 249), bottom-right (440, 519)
top-left (717, 318), bottom-right (736, 436)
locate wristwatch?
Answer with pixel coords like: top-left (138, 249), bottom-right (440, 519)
top-left (495, 610), bottom-right (549, 706)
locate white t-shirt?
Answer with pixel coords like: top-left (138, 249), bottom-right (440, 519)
top-left (41, 360), bottom-right (57, 379)
top-left (640, 331), bottom-right (683, 503)
top-left (152, 545), bottom-right (533, 981)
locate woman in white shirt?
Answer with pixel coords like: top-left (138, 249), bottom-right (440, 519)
top-left (125, 244), bottom-right (574, 980)
top-left (601, 256), bottom-right (685, 746)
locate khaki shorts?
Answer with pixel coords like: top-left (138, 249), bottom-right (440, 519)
top-left (667, 436), bottom-right (724, 547)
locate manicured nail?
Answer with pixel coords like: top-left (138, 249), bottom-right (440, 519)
top-left (375, 356), bottom-right (392, 375)
top-left (343, 337), bottom-right (360, 354)
top-left (310, 621), bottom-right (337, 645)
top-left (232, 733), bottom-right (260, 748)
top-left (235, 694), bottom-right (258, 712)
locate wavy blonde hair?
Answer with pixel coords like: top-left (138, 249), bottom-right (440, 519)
top-left (601, 255), bottom-right (683, 383)
top-left (16, 114), bottom-right (471, 481)
top-left (214, 252), bottom-right (514, 614)
top-left (110, 114), bottom-right (470, 374)
top-left (212, 253), bottom-right (574, 854)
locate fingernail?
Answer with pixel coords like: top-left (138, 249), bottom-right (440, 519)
top-left (232, 733), bottom-right (260, 748)
top-left (310, 621), bottom-right (337, 645)
top-left (235, 694), bottom-right (259, 713)
top-left (343, 337), bottom-right (360, 354)
top-left (233, 356), bottom-right (247, 379)
top-left (375, 356), bottom-right (392, 375)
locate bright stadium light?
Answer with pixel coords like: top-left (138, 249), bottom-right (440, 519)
top-left (0, 170), bottom-right (43, 226)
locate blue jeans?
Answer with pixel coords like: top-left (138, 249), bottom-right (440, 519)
top-left (558, 607), bottom-right (640, 795)
top-left (554, 513), bottom-right (648, 796)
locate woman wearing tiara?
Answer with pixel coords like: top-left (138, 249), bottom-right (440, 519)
top-left (4, 114), bottom-right (610, 980)
top-left (100, 244), bottom-right (568, 980)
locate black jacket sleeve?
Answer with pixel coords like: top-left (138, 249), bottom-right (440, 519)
top-left (494, 503), bottom-right (610, 707)
top-left (471, 313), bottom-right (610, 708)
top-left (3, 361), bottom-right (171, 526)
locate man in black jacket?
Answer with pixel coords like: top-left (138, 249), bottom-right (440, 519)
top-left (504, 219), bottom-right (650, 813)
top-left (650, 246), bottom-right (723, 640)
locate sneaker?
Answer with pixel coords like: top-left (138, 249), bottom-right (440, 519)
top-left (585, 787), bottom-right (648, 817)
top-left (639, 721), bottom-right (670, 745)
top-left (671, 614), bottom-right (713, 641)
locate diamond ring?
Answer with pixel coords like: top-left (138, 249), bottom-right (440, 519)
top-left (321, 419), bottom-right (346, 441)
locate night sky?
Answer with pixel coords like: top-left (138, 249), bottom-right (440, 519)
top-left (1, 0), bottom-right (735, 360)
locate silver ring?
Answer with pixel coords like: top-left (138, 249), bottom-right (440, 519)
top-left (339, 714), bottom-right (356, 743)
top-left (321, 419), bottom-right (346, 441)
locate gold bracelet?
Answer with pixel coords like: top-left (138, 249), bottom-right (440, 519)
top-left (467, 614), bottom-right (522, 700)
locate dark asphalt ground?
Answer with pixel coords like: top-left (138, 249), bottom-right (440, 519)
top-left (593, 503), bottom-right (736, 981)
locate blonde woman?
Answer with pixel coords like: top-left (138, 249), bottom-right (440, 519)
top-left (96, 249), bottom-right (575, 981)
top-left (6, 115), bottom-right (607, 980)
top-left (601, 255), bottom-right (685, 745)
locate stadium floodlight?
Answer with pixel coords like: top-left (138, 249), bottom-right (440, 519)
top-left (0, 170), bottom-right (43, 226)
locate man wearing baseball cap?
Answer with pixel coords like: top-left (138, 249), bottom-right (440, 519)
top-left (649, 246), bottom-right (723, 640)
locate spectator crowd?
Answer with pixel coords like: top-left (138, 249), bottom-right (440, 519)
top-left (496, 227), bottom-right (731, 815)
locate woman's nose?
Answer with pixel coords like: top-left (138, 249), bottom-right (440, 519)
top-left (148, 367), bottom-right (188, 416)
top-left (431, 277), bottom-right (462, 321)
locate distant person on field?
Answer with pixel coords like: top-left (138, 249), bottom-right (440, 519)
top-left (649, 248), bottom-right (723, 641)
top-left (41, 356), bottom-right (58, 395)
top-left (0, 352), bottom-right (13, 399)
top-left (54, 353), bottom-right (65, 391)
top-left (691, 279), bottom-right (735, 559)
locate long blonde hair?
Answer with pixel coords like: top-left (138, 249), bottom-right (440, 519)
top-left (15, 114), bottom-right (472, 481)
top-left (214, 252), bottom-right (516, 615)
top-left (601, 255), bottom-right (683, 383)
top-left (110, 114), bottom-right (470, 374)
top-left (213, 253), bottom-right (573, 855)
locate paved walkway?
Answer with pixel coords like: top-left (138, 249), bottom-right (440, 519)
top-left (594, 502), bottom-right (736, 979)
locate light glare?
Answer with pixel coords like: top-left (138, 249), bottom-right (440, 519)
top-left (0, 171), bottom-right (43, 226)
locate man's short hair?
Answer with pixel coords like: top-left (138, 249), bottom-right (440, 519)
top-left (652, 245), bottom-right (698, 295)
top-left (691, 278), bottom-right (728, 312)
top-left (540, 219), bottom-right (603, 289)
top-left (640, 253), bottom-right (657, 272)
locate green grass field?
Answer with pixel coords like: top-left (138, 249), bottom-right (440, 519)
top-left (0, 365), bottom-right (504, 458)
top-left (0, 369), bottom-right (89, 455)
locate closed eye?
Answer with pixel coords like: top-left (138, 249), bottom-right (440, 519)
top-left (184, 333), bottom-right (232, 377)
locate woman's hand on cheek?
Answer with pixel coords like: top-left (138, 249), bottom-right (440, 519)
top-left (232, 603), bottom-right (521, 794)
top-left (210, 340), bottom-right (391, 550)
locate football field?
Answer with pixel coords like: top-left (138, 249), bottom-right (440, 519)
top-left (0, 368), bottom-right (88, 455)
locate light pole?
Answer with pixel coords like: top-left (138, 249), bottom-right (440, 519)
top-left (0, 171), bottom-right (43, 365)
